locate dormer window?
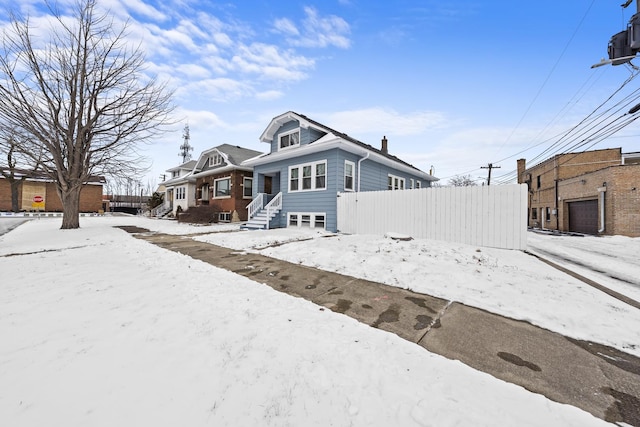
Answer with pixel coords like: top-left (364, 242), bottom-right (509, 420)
top-left (279, 129), bottom-right (300, 150)
top-left (209, 153), bottom-right (224, 166)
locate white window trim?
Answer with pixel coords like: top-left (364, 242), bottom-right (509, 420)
top-left (288, 160), bottom-right (327, 193)
top-left (176, 186), bottom-right (186, 200)
top-left (409, 178), bottom-right (414, 189)
top-left (210, 153), bottom-right (224, 166)
top-left (416, 180), bottom-right (421, 189)
top-left (242, 177), bottom-right (253, 199)
top-left (388, 174), bottom-right (405, 190)
top-left (287, 212), bottom-right (326, 230)
top-left (279, 128), bottom-right (300, 151)
top-left (213, 177), bottom-right (232, 199)
top-left (344, 160), bottom-right (355, 192)
top-left (200, 184), bottom-right (210, 200)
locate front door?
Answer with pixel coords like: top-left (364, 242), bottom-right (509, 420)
top-left (264, 176), bottom-right (272, 195)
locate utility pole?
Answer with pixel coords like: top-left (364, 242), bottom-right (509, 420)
top-left (481, 163), bottom-right (501, 185)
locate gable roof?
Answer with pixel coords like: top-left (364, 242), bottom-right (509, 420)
top-left (253, 111), bottom-right (438, 181)
top-left (190, 144), bottom-right (263, 180)
top-left (166, 160), bottom-right (197, 173)
top-left (194, 144), bottom-right (263, 171)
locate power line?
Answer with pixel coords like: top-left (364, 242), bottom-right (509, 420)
top-left (491, 0), bottom-right (598, 160)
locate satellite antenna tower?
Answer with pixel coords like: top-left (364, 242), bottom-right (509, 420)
top-left (179, 123), bottom-right (193, 163)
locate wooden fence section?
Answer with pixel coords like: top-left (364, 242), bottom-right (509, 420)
top-left (337, 184), bottom-right (528, 250)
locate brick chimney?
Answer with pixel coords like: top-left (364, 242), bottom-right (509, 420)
top-left (381, 136), bottom-right (388, 154)
top-left (517, 158), bottom-right (526, 184)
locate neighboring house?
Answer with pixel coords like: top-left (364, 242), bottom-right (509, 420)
top-left (161, 160), bottom-right (197, 215)
top-left (242, 111), bottom-right (438, 232)
top-left (517, 148), bottom-right (640, 237)
top-left (190, 144), bottom-right (263, 222)
top-left (0, 168), bottom-right (105, 212)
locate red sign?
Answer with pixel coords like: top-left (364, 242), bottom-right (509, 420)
top-left (33, 195), bottom-right (43, 203)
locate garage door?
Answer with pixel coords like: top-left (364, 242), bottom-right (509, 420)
top-left (568, 199), bottom-right (598, 235)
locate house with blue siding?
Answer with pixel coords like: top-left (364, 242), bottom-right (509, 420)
top-left (242, 111), bottom-right (438, 232)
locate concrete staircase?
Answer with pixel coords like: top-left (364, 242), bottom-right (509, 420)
top-left (242, 207), bottom-right (280, 230)
top-left (242, 192), bottom-right (282, 230)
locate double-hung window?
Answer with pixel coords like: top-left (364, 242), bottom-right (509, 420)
top-left (387, 174), bottom-right (405, 190)
top-left (302, 165), bottom-right (312, 190)
top-left (243, 177), bottom-right (253, 198)
top-left (210, 153), bottom-right (223, 166)
top-left (315, 163), bottom-right (326, 189)
top-left (176, 187), bottom-right (185, 200)
top-left (214, 177), bottom-right (231, 198)
top-left (289, 160), bottom-right (327, 192)
top-left (344, 160), bottom-right (354, 191)
top-left (279, 129), bottom-right (300, 150)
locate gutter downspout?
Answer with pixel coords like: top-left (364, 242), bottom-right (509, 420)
top-left (357, 152), bottom-right (370, 192)
top-left (598, 184), bottom-right (607, 233)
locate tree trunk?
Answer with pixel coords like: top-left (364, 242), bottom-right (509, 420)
top-left (59, 185), bottom-right (82, 229)
top-left (9, 179), bottom-right (20, 212)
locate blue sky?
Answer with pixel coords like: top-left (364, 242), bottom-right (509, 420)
top-left (3, 0), bottom-right (640, 187)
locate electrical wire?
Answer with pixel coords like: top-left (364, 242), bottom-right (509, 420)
top-left (489, 70), bottom-right (640, 184)
top-left (490, 0), bottom-right (598, 160)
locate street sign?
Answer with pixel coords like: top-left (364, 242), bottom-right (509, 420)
top-left (32, 195), bottom-right (45, 210)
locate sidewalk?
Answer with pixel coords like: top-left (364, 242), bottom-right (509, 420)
top-left (120, 226), bottom-right (640, 426)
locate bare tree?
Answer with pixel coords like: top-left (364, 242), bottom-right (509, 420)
top-left (0, 130), bottom-right (42, 212)
top-left (448, 174), bottom-right (477, 187)
top-left (0, 0), bottom-right (174, 228)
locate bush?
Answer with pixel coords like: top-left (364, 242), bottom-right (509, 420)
top-left (147, 192), bottom-right (164, 209)
top-left (177, 204), bottom-right (221, 224)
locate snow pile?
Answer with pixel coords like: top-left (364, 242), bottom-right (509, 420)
top-left (0, 217), bottom-right (622, 426)
top-left (197, 228), bottom-right (640, 357)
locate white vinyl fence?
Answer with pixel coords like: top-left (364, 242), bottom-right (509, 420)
top-left (337, 184), bottom-right (528, 250)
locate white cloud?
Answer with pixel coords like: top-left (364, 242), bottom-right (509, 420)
top-left (273, 17), bottom-right (299, 36)
top-left (255, 90), bottom-right (284, 101)
top-left (176, 78), bottom-right (253, 103)
top-left (231, 43), bottom-right (314, 81)
top-left (120, 0), bottom-right (167, 22)
top-left (324, 107), bottom-right (448, 136)
top-left (274, 7), bottom-right (351, 49)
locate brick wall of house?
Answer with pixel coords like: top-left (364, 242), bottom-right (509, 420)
top-left (194, 170), bottom-right (254, 221)
top-left (0, 179), bottom-right (103, 212)
top-left (0, 179), bottom-right (16, 211)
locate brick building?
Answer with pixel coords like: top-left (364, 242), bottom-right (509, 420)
top-left (191, 144), bottom-right (263, 222)
top-left (517, 148), bottom-right (640, 237)
top-left (0, 169), bottom-right (106, 212)
top-left (160, 144), bottom-right (263, 221)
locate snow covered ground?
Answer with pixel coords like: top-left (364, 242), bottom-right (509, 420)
top-left (526, 231), bottom-right (640, 303)
top-left (1, 215), bottom-right (635, 426)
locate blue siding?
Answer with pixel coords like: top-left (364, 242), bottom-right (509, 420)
top-left (252, 143), bottom-right (429, 232)
top-left (308, 127), bottom-right (325, 143)
top-left (253, 149), bottom-right (339, 231)
top-left (359, 159), bottom-right (429, 191)
top-left (270, 119), bottom-right (328, 153)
